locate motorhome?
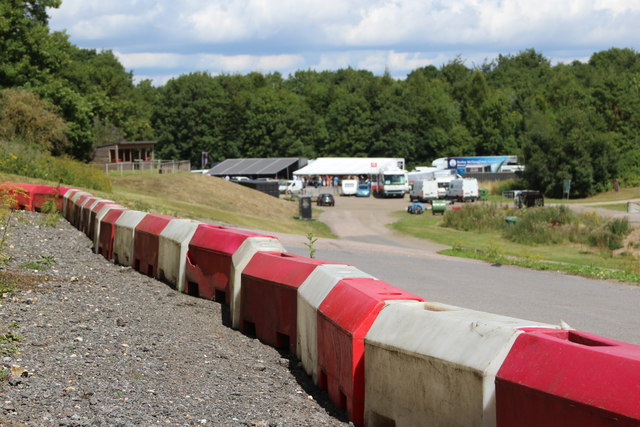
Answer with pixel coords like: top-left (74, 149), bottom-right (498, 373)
top-left (410, 179), bottom-right (438, 202)
top-left (371, 169), bottom-right (407, 198)
top-left (446, 178), bottom-right (479, 202)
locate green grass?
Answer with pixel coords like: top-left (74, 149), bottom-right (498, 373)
top-left (546, 186), bottom-right (640, 204)
top-left (585, 203), bottom-right (629, 211)
top-left (391, 210), bottom-right (640, 283)
top-left (0, 141), bottom-right (111, 191)
top-left (442, 247), bottom-right (640, 282)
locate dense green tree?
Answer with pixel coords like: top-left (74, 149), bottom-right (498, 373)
top-left (153, 72), bottom-right (235, 165)
top-left (0, 87), bottom-right (68, 153)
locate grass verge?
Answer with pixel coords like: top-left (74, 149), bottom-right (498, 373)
top-left (391, 209), bottom-right (640, 283)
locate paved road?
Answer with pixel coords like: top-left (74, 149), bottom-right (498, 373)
top-left (273, 195), bottom-right (640, 344)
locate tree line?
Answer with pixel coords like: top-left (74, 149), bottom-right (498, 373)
top-left (2, 1), bottom-right (640, 197)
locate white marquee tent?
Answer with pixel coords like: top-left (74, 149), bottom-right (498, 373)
top-left (293, 157), bottom-right (405, 176)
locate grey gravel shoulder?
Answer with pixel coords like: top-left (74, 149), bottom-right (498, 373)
top-left (0, 211), bottom-right (349, 426)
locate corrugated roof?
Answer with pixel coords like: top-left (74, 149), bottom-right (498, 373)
top-left (95, 141), bottom-right (157, 148)
top-left (208, 158), bottom-right (304, 176)
top-left (293, 158), bottom-right (405, 175)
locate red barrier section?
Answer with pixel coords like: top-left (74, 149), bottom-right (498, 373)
top-left (31, 185), bottom-right (69, 212)
top-left (87, 200), bottom-right (115, 241)
top-left (185, 224), bottom-right (273, 303)
top-left (496, 329), bottom-right (640, 426)
top-left (79, 196), bottom-right (99, 235)
top-left (97, 208), bottom-right (127, 260)
top-left (0, 183), bottom-right (35, 210)
top-left (133, 214), bottom-right (173, 278)
top-left (317, 279), bottom-right (424, 426)
top-left (240, 252), bottom-right (334, 354)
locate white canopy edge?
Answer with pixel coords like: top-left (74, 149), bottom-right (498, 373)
top-left (293, 157), bottom-right (404, 176)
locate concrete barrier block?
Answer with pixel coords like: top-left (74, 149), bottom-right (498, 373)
top-left (496, 329), bottom-right (640, 426)
top-left (229, 236), bottom-right (285, 329)
top-left (112, 211), bottom-right (148, 266)
top-left (78, 196), bottom-right (99, 235)
top-left (185, 225), bottom-right (275, 302)
top-left (92, 204), bottom-right (124, 251)
top-left (317, 279), bottom-right (423, 426)
top-left (0, 183), bottom-right (35, 211)
top-left (97, 207), bottom-right (127, 259)
top-left (69, 191), bottom-right (91, 227)
top-left (87, 200), bottom-right (115, 242)
top-left (133, 214), bottom-right (174, 278)
top-left (31, 185), bottom-right (68, 212)
top-left (157, 219), bottom-right (201, 292)
top-left (363, 301), bottom-right (559, 427)
top-left (240, 252), bottom-right (335, 354)
top-left (297, 264), bottom-right (374, 383)
top-left (62, 189), bottom-right (80, 219)
top-left (71, 193), bottom-right (92, 229)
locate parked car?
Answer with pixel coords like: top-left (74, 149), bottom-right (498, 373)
top-left (356, 183), bottom-right (371, 197)
top-left (317, 193), bottom-right (335, 206)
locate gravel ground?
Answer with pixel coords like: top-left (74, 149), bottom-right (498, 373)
top-left (0, 211), bottom-right (350, 426)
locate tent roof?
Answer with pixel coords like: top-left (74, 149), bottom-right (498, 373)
top-left (293, 157), bottom-right (404, 176)
top-left (207, 158), bottom-right (304, 176)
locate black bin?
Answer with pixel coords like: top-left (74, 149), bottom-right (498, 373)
top-left (299, 197), bottom-right (312, 220)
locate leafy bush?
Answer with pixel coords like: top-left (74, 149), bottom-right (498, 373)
top-left (504, 206), bottom-right (578, 245)
top-left (0, 141), bottom-right (111, 192)
top-left (588, 218), bottom-right (632, 250)
top-left (442, 203), bottom-right (513, 231)
top-left (443, 203), bottom-right (632, 251)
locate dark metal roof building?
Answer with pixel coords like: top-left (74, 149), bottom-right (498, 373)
top-left (207, 158), bottom-right (307, 179)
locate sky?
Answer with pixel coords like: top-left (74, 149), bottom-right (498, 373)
top-left (47, 0), bottom-right (640, 86)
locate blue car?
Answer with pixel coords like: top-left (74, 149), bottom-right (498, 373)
top-left (356, 183), bottom-right (371, 197)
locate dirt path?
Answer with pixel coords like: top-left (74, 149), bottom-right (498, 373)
top-left (268, 193), bottom-right (458, 262)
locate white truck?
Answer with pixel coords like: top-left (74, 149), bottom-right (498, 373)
top-left (410, 179), bottom-right (438, 202)
top-left (446, 178), bottom-right (479, 202)
top-left (340, 179), bottom-right (358, 196)
top-left (372, 169), bottom-right (407, 198)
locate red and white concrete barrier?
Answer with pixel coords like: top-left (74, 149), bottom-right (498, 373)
top-left (112, 210), bottom-right (148, 266)
top-left (296, 264), bottom-right (374, 384)
top-left (495, 329), bottom-right (640, 426)
top-left (363, 301), bottom-right (560, 427)
top-left (240, 252), bottom-right (335, 354)
top-left (157, 218), bottom-right (201, 292)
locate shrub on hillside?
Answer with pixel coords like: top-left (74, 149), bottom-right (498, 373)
top-left (0, 142), bottom-right (111, 192)
top-left (587, 218), bottom-right (632, 250)
top-left (443, 203), bottom-right (632, 251)
top-left (442, 203), bottom-right (512, 232)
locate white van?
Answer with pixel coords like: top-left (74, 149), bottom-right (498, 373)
top-left (410, 179), bottom-right (438, 202)
top-left (279, 180), bottom-right (303, 194)
top-left (446, 178), bottom-right (479, 202)
top-left (340, 179), bottom-right (358, 196)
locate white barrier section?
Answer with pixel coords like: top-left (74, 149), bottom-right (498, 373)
top-left (296, 264), bottom-right (374, 383)
top-left (69, 190), bottom-right (90, 222)
top-left (157, 218), bottom-right (201, 292)
top-left (62, 189), bottom-right (79, 218)
top-left (77, 196), bottom-right (95, 228)
top-left (112, 210), bottom-right (148, 266)
top-left (229, 237), bottom-right (285, 329)
top-left (83, 199), bottom-right (106, 234)
top-left (92, 204), bottom-right (124, 252)
top-left (363, 301), bottom-right (560, 427)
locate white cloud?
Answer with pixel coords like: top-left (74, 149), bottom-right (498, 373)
top-left (47, 0), bottom-right (640, 84)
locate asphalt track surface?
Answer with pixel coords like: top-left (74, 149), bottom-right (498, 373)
top-left (272, 194), bottom-right (640, 345)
